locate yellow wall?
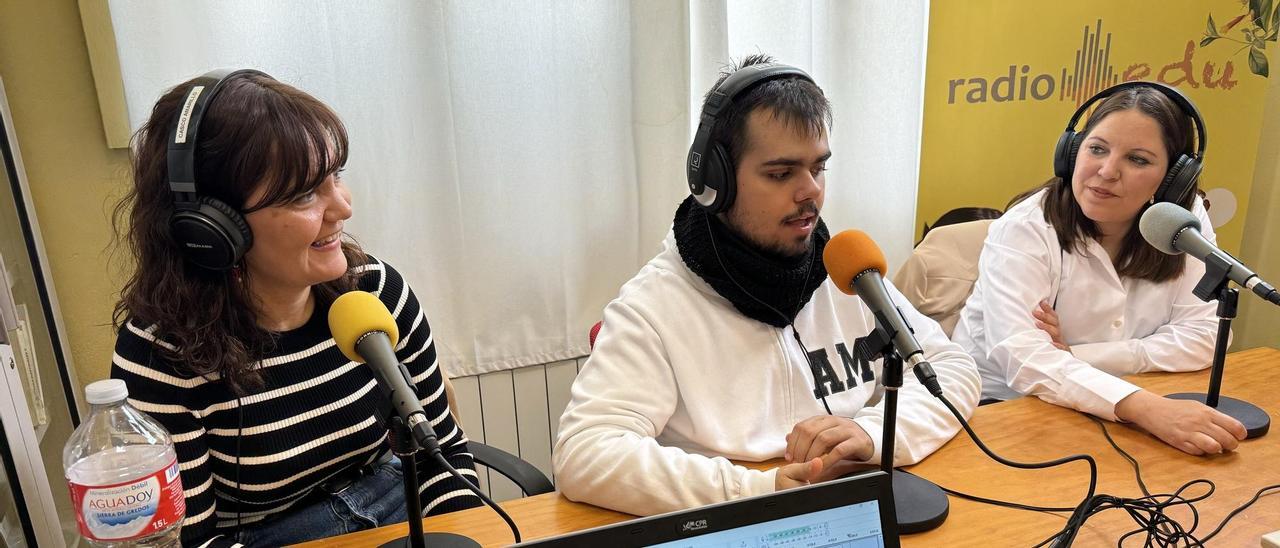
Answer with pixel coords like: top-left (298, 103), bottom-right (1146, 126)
top-left (0, 0), bottom-right (130, 388)
top-left (1235, 74), bottom-right (1280, 351)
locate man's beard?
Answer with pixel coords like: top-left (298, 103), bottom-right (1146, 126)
top-left (741, 229), bottom-right (810, 260)
top-left (722, 205), bottom-right (819, 260)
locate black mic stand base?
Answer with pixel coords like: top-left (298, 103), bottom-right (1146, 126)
top-left (891, 469), bottom-right (949, 534)
top-left (1177, 276), bottom-right (1270, 440)
top-left (1166, 393), bottom-right (1270, 439)
top-left (873, 346), bottom-right (948, 534)
top-left (378, 533), bottom-right (480, 548)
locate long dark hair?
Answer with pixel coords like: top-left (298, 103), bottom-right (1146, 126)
top-left (113, 73), bottom-right (366, 394)
top-left (1010, 85), bottom-right (1198, 283)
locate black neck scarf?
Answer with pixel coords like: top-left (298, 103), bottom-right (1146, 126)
top-left (674, 197), bottom-right (829, 328)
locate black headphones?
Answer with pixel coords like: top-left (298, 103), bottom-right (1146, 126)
top-left (1052, 81), bottom-right (1207, 206)
top-left (166, 69), bottom-right (271, 271)
top-left (686, 63), bottom-right (815, 215)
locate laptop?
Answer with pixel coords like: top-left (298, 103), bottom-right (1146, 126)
top-left (517, 470), bottom-right (898, 547)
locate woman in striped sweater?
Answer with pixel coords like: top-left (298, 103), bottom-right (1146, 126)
top-left (109, 71), bottom-right (480, 547)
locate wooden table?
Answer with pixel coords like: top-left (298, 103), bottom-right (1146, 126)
top-left (298, 347), bottom-right (1280, 547)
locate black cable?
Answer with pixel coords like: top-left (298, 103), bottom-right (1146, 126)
top-left (938, 485), bottom-right (1075, 514)
top-left (1197, 483), bottom-right (1280, 544)
top-left (788, 330), bottom-right (834, 415)
top-left (235, 396), bottom-right (244, 542)
top-left (389, 416), bottom-right (524, 543)
top-left (1032, 480), bottom-right (1215, 548)
top-left (1030, 437), bottom-right (1215, 547)
top-left (935, 395), bottom-right (1098, 548)
top-left (419, 442), bottom-right (523, 543)
top-left (930, 394), bottom-right (1280, 547)
top-left (1092, 415), bottom-right (1185, 543)
top-left (937, 395), bottom-right (1099, 500)
top-left (1088, 415), bottom-right (1151, 496)
top-left (1084, 417), bottom-right (1280, 546)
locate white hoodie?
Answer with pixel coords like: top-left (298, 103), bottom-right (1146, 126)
top-left (553, 231), bottom-right (982, 516)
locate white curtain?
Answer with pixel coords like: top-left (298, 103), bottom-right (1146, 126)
top-left (107, 0), bottom-right (927, 377)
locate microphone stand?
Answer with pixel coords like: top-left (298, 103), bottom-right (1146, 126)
top-left (1166, 253), bottom-right (1271, 438)
top-left (857, 321), bottom-right (949, 534)
top-left (381, 416), bottom-right (480, 548)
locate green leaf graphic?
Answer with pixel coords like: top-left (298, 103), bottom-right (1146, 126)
top-left (1201, 7), bottom-right (1272, 78)
top-left (1249, 46), bottom-right (1270, 76)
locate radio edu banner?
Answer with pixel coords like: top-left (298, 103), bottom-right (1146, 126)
top-left (917, 0), bottom-right (1276, 253)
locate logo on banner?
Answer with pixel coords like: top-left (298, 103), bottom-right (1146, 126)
top-left (947, 9), bottom-right (1275, 106)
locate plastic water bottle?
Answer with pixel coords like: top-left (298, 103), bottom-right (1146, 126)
top-left (64, 379), bottom-right (185, 547)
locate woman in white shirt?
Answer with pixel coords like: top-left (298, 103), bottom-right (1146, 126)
top-left (953, 82), bottom-right (1247, 456)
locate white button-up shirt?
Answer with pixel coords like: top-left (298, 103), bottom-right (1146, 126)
top-left (953, 189), bottom-right (1218, 420)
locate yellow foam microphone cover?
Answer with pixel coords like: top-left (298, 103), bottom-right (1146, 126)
top-left (822, 229), bottom-right (889, 296)
top-left (328, 291), bottom-right (400, 363)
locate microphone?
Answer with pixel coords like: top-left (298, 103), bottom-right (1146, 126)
top-left (328, 291), bottom-right (441, 454)
top-left (823, 231), bottom-right (953, 533)
top-left (1139, 202), bottom-right (1280, 305)
top-left (823, 230), bottom-right (943, 397)
top-left (328, 291), bottom-right (523, 545)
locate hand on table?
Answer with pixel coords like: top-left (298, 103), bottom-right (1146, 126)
top-left (1115, 390), bottom-right (1247, 455)
top-left (783, 415), bottom-right (875, 482)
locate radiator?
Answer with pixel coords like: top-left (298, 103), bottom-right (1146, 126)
top-left (449, 357), bottom-right (584, 502)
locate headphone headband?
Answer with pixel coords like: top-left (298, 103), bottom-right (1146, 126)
top-left (699, 63), bottom-right (814, 118)
top-left (1064, 81), bottom-right (1206, 161)
top-left (166, 69), bottom-right (271, 209)
top-left (165, 69), bottom-right (272, 270)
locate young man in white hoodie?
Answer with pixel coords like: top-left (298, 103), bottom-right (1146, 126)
top-left (553, 55), bottom-right (982, 516)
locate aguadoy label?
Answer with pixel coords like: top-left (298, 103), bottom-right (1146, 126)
top-left (68, 458), bottom-right (185, 541)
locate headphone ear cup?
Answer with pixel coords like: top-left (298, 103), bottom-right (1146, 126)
top-left (1156, 155), bottom-right (1201, 204)
top-left (201, 196), bottom-right (254, 248)
top-left (1053, 131), bottom-right (1084, 185)
top-left (1053, 131), bottom-right (1075, 181)
top-left (169, 196), bottom-right (254, 270)
top-left (700, 143), bottom-right (737, 215)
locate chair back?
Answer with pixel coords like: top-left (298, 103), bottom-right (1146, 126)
top-left (893, 219), bottom-right (995, 337)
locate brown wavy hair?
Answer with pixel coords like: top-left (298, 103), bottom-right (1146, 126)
top-left (113, 73), bottom-right (366, 394)
top-left (1010, 85), bottom-right (1198, 283)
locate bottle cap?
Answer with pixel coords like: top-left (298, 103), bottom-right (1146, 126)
top-left (85, 379), bottom-right (129, 404)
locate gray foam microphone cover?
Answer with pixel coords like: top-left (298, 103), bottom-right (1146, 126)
top-left (1139, 202), bottom-right (1200, 256)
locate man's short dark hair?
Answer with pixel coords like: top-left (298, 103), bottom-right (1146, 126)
top-left (703, 54), bottom-right (832, 170)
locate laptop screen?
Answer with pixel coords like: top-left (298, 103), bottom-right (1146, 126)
top-left (518, 470), bottom-right (897, 547)
top-left (648, 498), bottom-right (886, 548)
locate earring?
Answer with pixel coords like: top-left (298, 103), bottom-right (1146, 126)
top-left (231, 264), bottom-right (244, 284)
top-left (1149, 196), bottom-right (1156, 205)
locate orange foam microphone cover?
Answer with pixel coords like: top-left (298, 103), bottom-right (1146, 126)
top-left (328, 291), bottom-right (400, 363)
top-left (822, 229), bottom-right (889, 296)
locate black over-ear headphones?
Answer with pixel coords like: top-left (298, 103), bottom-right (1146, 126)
top-left (166, 69), bottom-right (271, 271)
top-left (1052, 81), bottom-right (1207, 206)
top-left (686, 63), bottom-right (815, 215)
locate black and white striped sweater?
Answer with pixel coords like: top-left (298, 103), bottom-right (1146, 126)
top-left (110, 257), bottom-right (480, 547)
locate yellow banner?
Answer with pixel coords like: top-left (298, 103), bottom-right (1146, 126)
top-left (918, 0), bottom-right (1275, 253)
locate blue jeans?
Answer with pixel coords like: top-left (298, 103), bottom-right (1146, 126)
top-left (237, 456), bottom-right (409, 547)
